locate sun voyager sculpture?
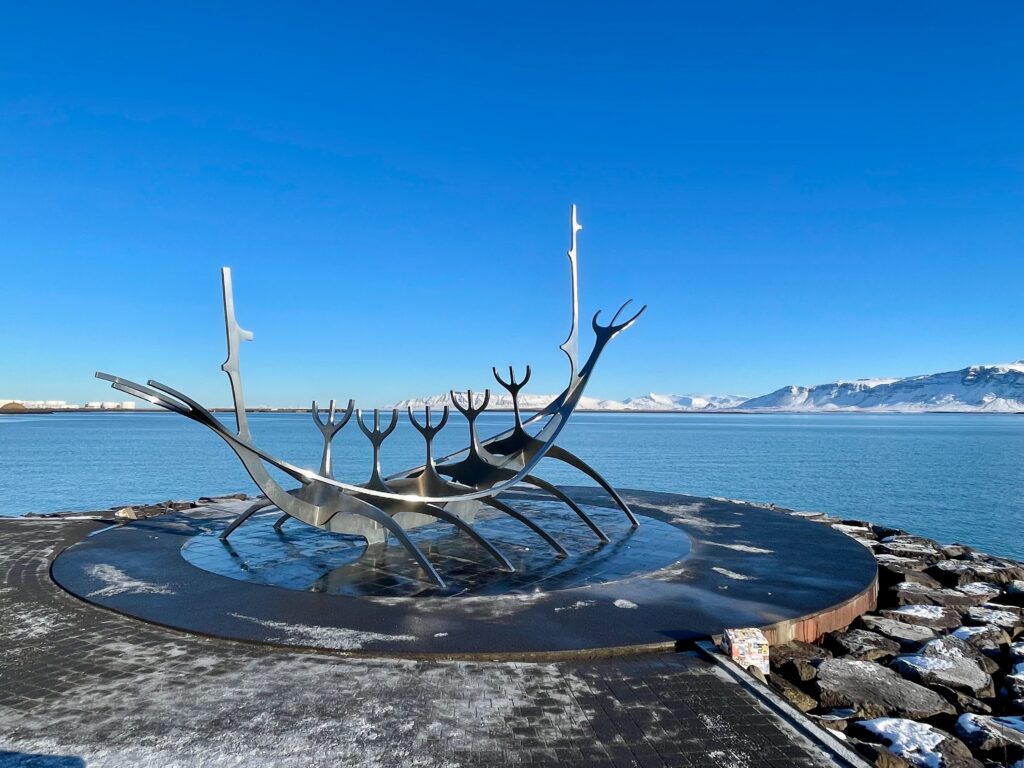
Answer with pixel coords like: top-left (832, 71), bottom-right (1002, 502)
top-left (97, 206), bottom-right (645, 588)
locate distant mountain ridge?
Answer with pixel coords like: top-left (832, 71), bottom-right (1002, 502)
top-left (391, 362), bottom-right (1024, 413)
top-left (740, 362), bottom-right (1024, 412)
top-left (391, 392), bottom-right (748, 412)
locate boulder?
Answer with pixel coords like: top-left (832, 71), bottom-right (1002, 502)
top-left (827, 629), bottom-right (901, 662)
top-left (954, 713), bottom-right (1024, 763)
top-left (877, 537), bottom-right (945, 565)
top-left (875, 554), bottom-right (932, 590)
top-left (769, 640), bottom-right (832, 684)
top-left (888, 582), bottom-right (977, 610)
top-left (113, 506), bottom-right (138, 520)
top-left (872, 524), bottom-right (910, 540)
top-left (1003, 673), bottom-right (1024, 701)
top-left (808, 707), bottom-right (858, 732)
top-left (1010, 642), bottom-right (1024, 665)
top-left (815, 659), bottom-right (955, 719)
top-left (930, 686), bottom-right (992, 715)
top-left (849, 718), bottom-right (982, 768)
top-left (920, 635), bottom-right (1001, 675)
top-left (955, 581), bottom-right (1003, 605)
top-left (942, 544), bottom-right (973, 559)
top-left (767, 674), bottom-right (817, 712)
top-left (929, 558), bottom-right (1024, 588)
top-left (881, 605), bottom-right (962, 631)
top-left (848, 738), bottom-right (913, 767)
top-left (964, 606), bottom-right (1024, 636)
top-left (991, 580), bottom-right (1024, 608)
top-left (951, 624), bottom-right (1012, 661)
top-left (890, 652), bottom-right (995, 699)
top-left (861, 616), bottom-right (938, 651)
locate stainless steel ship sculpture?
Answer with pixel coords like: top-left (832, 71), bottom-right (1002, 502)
top-left (97, 206), bottom-right (645, 587)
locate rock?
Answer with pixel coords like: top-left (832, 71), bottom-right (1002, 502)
top-left (955, 581), bottom-right (1004, 605)
top-left (861, 616), bottom-right (939, 651)
top-left (113, 506), bottom-right (138, 520)
top-left (808, 707), bottom-right (859, 732)
top-left (920, 635), bottom-right (1001, 675)
top-left (1003, 674), bottom-right (1024, 701)
top-left (769, 640), bottom-right (832, 684)
top-left (767, 674), bottom-right (817, 712)
top-left (942, 544), bottom-right (974, 559)
top-left (872, 524), bottom-right (910, 540)
top-left (955, 714), bottom-right (1024, 763)
top-left (850, 718), bottom-right (982, 768)
top-left (881, 605), bottom-right (962, 631)
top-left (964, 606), bottom-right (1024, 636)
top-left (951, 625), bottom-right (1012, 661)
top-left (827, 629), bottom-right (902, 662)
top-left (815, 658), bottom-right (955, 720)
top-left (930, 686), bottom-right (992, 715)
top-left (877, 537), bottom-right (945, 565)
top-left (888, 582), bottom-right (978, 609)
top-left (929, 558), bottom-right (1024, 588)
top-left (876, 555), bottom-right (936, 590)
top-left (1010, 643), bottom-right (1024, 664)
top-left (890, 650), bottom-right (995, 699)
top-left (848, 737), bottom-right (913, 767)
top-left (834, 523), bottom-right (876, 538)
top-left (991, 581), bottom-right (1024, 608)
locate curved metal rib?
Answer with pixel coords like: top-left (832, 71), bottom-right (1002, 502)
top-left (272, 514), bottom-right (289, 531)
top-left (219, 497), bottom-right (276, 541)
top-left (416, 503), bottom-right (514, 572)
top-left (521, 475), bottom-right (608, 542)
top-left (542, 445), bottom-right (638, 526)
top-left (481, 497), bottom-right (568, 557)
top-left (343, 503), bottom-right (446, 588)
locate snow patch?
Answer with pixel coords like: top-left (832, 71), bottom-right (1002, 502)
top-left (229, 613), bottom-right (416, 650)
top-left (613, 599), bottom-right (638, 609)
top-left (858, 717), bottom-right (946, 768)
top-left (86, 564), bottom-right (174, 598)
top-left (712, 567), bottom-right (755, 581)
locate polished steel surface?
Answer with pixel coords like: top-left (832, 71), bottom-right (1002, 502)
top-left (96, 206), bottom-right (646, 588)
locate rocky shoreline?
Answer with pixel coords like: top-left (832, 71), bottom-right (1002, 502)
top-left (763, 511), bottom-right (1024, 767)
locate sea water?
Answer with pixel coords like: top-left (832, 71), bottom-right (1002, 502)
top-left (1, 411), bottom-right (1022, 560)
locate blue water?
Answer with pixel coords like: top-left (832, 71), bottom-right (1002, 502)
top-left (1, 412), bottom-right (1022, 560)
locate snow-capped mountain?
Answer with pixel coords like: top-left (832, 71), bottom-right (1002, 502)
top-left (739, 363), bottom-right (1024, 412)
top-left (390, 363), bottom-right (1024, 413)
top-left (391, 392), bottom-right (747, 412)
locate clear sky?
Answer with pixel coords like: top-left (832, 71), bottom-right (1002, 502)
top-left (1, 3), bottom-right (1022, 407)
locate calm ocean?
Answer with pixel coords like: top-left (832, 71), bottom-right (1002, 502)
top-left (1, 411), bottom-right (1022, 560)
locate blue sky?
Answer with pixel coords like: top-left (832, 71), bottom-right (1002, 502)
top-left (1, 3), bottom-right (1022, 406)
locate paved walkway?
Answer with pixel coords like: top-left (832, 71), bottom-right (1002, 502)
top-left (1, 518), bottom-right (844, 768)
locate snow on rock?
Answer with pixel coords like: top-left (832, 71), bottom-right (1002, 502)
top-left (853, 717), bottom-right (980, 768)
top-left (955, 714), bottom-right (1024, 762)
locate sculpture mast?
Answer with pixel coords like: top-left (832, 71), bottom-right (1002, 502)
top-left (558, 205), bottom-right (582, 383)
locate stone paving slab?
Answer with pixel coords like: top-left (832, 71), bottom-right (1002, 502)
top-left (0, 517), bottom-right (847, 767)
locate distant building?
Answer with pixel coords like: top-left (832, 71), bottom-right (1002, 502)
top-left (121, 401), bottom-right (136, 410)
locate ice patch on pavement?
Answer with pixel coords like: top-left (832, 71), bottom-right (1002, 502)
top-left (712, 567), bottom-right (755, 581)
top-left (704, 541), bottom-right (773, 554)
top-left (86, 564), bottom-right (174, 598)
top-left (229, 613), bottom-right (416, 650)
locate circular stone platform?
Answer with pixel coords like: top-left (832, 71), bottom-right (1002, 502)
top-left (50, 487), bottom-right (878, 658)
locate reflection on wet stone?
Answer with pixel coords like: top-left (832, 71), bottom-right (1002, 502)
top-left (182, 500), bottom-right (689, 598)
